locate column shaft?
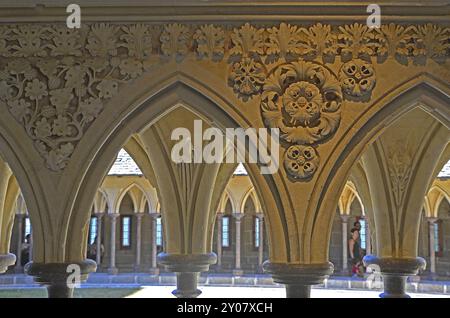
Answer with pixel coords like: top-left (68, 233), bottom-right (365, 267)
top-left (233, 213), bottom-right (244, 275)
top-left (108, 214), bottom-right (118, 274)
top-left (149, 213), bottom-right (160, 274)
top-left (216, 213), bottom-right (223, 268)
top-left (341, 215), bottom-right (349, 272)
top-left (134, 213), bottom-right (144, 271)
top-left (15, 214), bottom-right (24, 272)
top-left (428, 218), bottom-right (438, 274)
top-left (95, 214), bottom-right (103, 267)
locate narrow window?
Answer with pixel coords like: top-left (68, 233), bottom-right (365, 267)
top-left (156, 217), bottom-right (162, 247)
top-left (222, 216), bottom-right (230, 248)
top-left (254, 216), bottom-right (260, 248)
top-left (121, 216), bottom-right (132, 248)
top-left (89, 216), bottom-right (98, 245)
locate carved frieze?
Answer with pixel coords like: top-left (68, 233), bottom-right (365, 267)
top-left (0, 22), bottom-right (447, 175)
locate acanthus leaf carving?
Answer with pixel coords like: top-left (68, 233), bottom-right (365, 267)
top-left (194, 24), bottom-right (225, 61)
top-left (0, 21), bottom-right (447, 175)
top-left (160, 23), bottom-right (191, 60)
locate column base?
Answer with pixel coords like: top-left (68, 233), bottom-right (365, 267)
top-left (0, 253), bottom-right (16, 273)
top-left (158, 253), bottom-right (217, 298)
top-left (263, 261), bottom-right (334, 298)
top-left (363, 255), bottom-right (426, 298)
top-left (148, 267), bottom-right (160, 275)
top-left (232, 269), bottom-right (244, 276)
top-left (25, 259), bottom-right (97, 298)
top-left (108, 267), bottom-right (119, 275)
top-left (15, 265), bottom-right (24, 274)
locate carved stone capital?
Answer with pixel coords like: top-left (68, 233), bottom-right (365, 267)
top-left (157, 252), bottom-right (217, 273)
top-left (263, 261), bottom-right (334, 285)
top-left (0, 253), bottom-right (16, 273)
top-left (25, 259), bottom-right (97, 298)
top-left (363, 255), bottom-right (426, 275)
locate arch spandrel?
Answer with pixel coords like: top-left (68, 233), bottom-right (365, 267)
top-left (0, 14), bottom-right (447, 266)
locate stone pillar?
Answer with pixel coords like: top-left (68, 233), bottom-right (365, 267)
top-left (256, 213), bottom-right (264, 271)
top-left (263, 262), bottom-right (334, 298)
top-left (94, 213), bottom-right (103, 268)
top-left (108, 213), bottom-right (119, 274)
top-left (427, 217), bottom-right (438, 275)
top-left (158, 253), bottom-right (217, 298)
top-left (366, 220), bottom-right (372, 255)
top-left (340, 215), bottom-right (349, 272)
top-left (363, 255), bottom-right (426, 298)
top-left (134, 213), bottom-right (144, 271)
top-left (25, 260), bottom-right (96, 298)
top-left (15, 213), bottom-right (24, 273)
top-left (232, 213), bottom-right (244, 276)
top-left (216, 213), bottom-right (223, 269)
top-left (149, 213), bottom-right (160, 275)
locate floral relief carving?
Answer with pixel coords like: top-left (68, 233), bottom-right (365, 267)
top-left (229, 23), bottom-right (265, 58)
top-left (266, 23), bottom-right (309, 61)
top-left (339, 59), bottom-right (376, 99)
top-left (284, 145), bottom-right (320, 180)
top-left (160, 23), bottom-right (191, 60)
top-left (260, 61), bottom-right (342, 180)
top-left (0, 22), bottom-right (447, 174)
top-left (194, 24), bottom-right (225, 61)
top-left (228, 57), bottom-right (265, 101)
top-left (387, 140), bottom-right (414, 210)
top-left (261, 61), bottom-right (342, 145)
top-left (0, 24), bottom-right (151, 171)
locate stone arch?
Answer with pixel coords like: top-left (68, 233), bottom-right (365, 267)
top-left (0, 118), bottom-right (53, 263)
top-left (115, 182), bottom-right (149, 214)
top-left (309, 77), bottom-right (450, 263)
top-left (65, 77), bottom-right (294, 262)
top-left (240, 187), bottom-right (262, 214)
top-left (93, 190), bottom-right (108, 214)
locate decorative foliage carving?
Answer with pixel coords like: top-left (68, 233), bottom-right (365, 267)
top-left (0, 24), bottom-right (150, 171)
top-left (284, 145), bottom-right (319, 180)
top-left (387, 140), bottom-right (414, 210)
top-left (229, 23), bottom-right (265, 58)
top-left (194, 24), bottom-right (225, 61)
top-left (339, 59), bottom-right (376, 99)
top-left (336, 23), bottom-right (378, 61)
top-left (0, 22), bottom-right (447, 174)
top-left (228, 57), bottom-right (265, 101)
top-left (261, 61), bottom-right (342, 145)
top-left (160, 23), bottom-right (191, 60)
top-left (266, 23), bottom-right (308, 61)
top-left (260, 61), bottom-right (342, 180)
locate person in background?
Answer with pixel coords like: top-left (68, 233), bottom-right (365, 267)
top-left (348, 228), bottom-right (363, 277)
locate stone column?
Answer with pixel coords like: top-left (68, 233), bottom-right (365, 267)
top-left (340, 215), bottom-right (349, 272)
top-left (134, 213), bottom-right (144, 272)
top-left (25, 260), bottom-right (96, 298)
top-left (158, 253), bottom-right (217, 298)
top-left (256, 213), bottom-right (264, 271)
top-left (263, 262), bottom-right (334, 298)
top-left (216, 213), bottom-right (223, 269)
top-left (108, 213), bottom-right (119, 274)
top-left (363, 255), bottom-right (426, 298)
top-left (15, 213), bottom-right (24, 273)
top-left (232, 213), bottom-right (244, 276)
top-left (149, 213), bottom-right (160, 275)
top-left (94, 213), bottom-right (103, 268)
top-left (427, 217), bottom-right (438, 275)
top-left (366, 220), bottom-right (372, 255)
